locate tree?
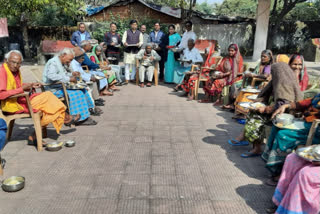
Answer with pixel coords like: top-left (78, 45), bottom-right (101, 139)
top-left (213, 0), bottom-right (257, 18)
top-left (195, 1), bottom-right (215, 15)
top-left (0, 0), bottom-right (85, 58)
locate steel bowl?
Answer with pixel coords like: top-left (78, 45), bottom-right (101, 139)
top-left (65, 140), bottom-right (75, 148)
top-left (46, 141), bottom-right (63, 152)
top-left (2, 176), bottom-right (25, 192)
top-left (276, 113), bottom-right (294, 126)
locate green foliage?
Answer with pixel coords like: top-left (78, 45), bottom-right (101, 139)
top-left (91, 13), bottom-right (169, 42)
top-left (145, 0), bottom-right (188, 8)
top-left (285, 2), bottom-right (320, 21)
top-left (213, 0), bottom-right (257, 18)
top-left (0, 0), bottom-right (85, 24)
top-left (195, 1), bottom-right (215, 14)
top-left (29, 5), bottom-right (77, 26)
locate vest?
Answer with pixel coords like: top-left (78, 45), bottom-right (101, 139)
top-left (125, 29), bottom-right (141, 54)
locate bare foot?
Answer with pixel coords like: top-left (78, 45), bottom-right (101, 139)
top-left (213, 99), bottom-right (222, 106)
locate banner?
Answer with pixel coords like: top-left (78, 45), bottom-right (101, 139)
top-left (0, 18), bottom-right (9, 38)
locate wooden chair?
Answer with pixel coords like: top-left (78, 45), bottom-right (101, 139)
top-left (222, 63), bottom-right (248, 105)
top-left (135, 59), bottom-right (159, 86)
top-left (30, 68), bottom-right (70, 111)
top-left (194, 56), bottom-right (223, 100)
top-left (305, 119), bottom-right (320, 146)
top-left (0, 93), bottom-right (43, 152)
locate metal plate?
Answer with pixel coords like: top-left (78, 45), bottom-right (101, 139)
top-left (296, 146), bottom-right (320, 162)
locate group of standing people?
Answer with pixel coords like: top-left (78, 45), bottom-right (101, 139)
top-left (71, 20), bottom-right (201, 91)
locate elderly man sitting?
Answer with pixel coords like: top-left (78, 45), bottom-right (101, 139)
top-left (136, 43), bottom-right (161, 87)
top-left (70, 47), bottom-right (105, 107)
top-left (80, 40), bottom-right (117, 96)
top-left (42, 48), bottom-right (98, 125)
top-left (174, 39), bottom-right (203, 100)
top-left (0, 50), bottom-right (79, 146)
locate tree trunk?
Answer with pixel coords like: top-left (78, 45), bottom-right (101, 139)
top-left (21, 21), bottom-right (31, 59)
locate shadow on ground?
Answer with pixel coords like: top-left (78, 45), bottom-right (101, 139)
top-left (202, 111), bottom-right (274, 213)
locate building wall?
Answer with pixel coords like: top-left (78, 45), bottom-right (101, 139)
top-left (87, 1), bottom-right (181, 24)
top-left (193, 23), bottom-right (255, 56)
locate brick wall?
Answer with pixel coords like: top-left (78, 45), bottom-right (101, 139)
top-left (87, 1), bottom-right (181, 24)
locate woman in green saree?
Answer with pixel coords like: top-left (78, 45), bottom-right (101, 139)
top-left (89, 45), bottom-right (119, 91)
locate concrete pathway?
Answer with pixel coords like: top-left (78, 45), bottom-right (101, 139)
top-left (0, 72), bottom-right (275, 213)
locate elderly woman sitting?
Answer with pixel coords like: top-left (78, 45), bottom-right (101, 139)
top-left (228, 63), bottom-right (303, 158)
top-left (267, 153), bottom-right (320, 214)
top-left (0, 50), bottom-right (80, 145)
top-left (43, 48), bottom-right (98, 126)
top-left (262, 93), bottom-right (320, 186)
top-left (89, 44), bottom-right (120, 92)
top-left (135, 43), bottom-right (161, 87)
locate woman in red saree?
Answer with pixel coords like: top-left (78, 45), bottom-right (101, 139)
top-left (200, 44), bottom-right (243, 105)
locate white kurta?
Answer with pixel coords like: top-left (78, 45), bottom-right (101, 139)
top-left (122, 30), bottom-right (143, 65)
top-left (178, 31), bottom-right (197, 50)
top-left (182, 47), bottom-right (203, 67)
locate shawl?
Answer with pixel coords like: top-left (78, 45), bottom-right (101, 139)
top-left (1, 63), bottom-right (24, 113)
top-left (288, 55), bottom-right (309, 91)
top-left (89, 44), bottom-right (103, 64)
top-left (258, 62), bottom-right (303, 103)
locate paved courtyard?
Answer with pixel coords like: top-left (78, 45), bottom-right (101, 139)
top-left (0, 70), bottom-right (275, 214)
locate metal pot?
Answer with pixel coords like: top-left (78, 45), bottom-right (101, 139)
top-left (2, 176), bottom-right (25, 192)
top-left (65, 140), bottom-right (75, 148)
top-left (46, 142), bottom-right (63, 152)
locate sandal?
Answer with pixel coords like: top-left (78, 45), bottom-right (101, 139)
top-left (0, 155), bottom-right (6, 169)
top-left (27, 135), bottom-right (47, 147)
top-left (265, 177), bottom-right (279, 186)
top-left (75, 117), bottom-right (98, 126)
top-left (198, 99), bottom-right (211, 103)
top-left (240, 151), bottom-right (261, 158)
top-left (228, 139), bottom-right (249, 146)
top-left (64, 114), bottom-right (81, 127)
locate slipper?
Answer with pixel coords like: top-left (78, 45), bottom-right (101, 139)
top-left (228, 139), bottom-right (249, 146)
top-left (240, 151), bottom-right (261, 158)
top-left (198, 99), bottom-right (211, 103)
top-left (265, 177), bottom-right (279, 186)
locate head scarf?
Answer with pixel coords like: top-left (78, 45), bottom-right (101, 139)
top-left (258, 62), bottom-right (303, 103)
top-left (99, 42), bottom-right (107, 61)
top-left (289, 54), bottom-right (309, 91)
top-left (276, 54), bottom-right (290, 63)
top-left (217, 44), bottom-right (243, 85)
top-left (89, 44), bottom-right (103, 64)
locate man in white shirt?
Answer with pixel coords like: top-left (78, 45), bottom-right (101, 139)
top-left (178, 21), bottom-right (197, 51)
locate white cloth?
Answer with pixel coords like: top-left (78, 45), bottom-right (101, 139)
top-left (125, 64), bottom-right (136, 80)
top-left (182, 47), bottom-right (203, 67)
top-left (122, 30), bottom-right (143, 64)
top-left (178, 31), bottom-right (197, 50)
top-left (139, 65), bottom-right (154, 82)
